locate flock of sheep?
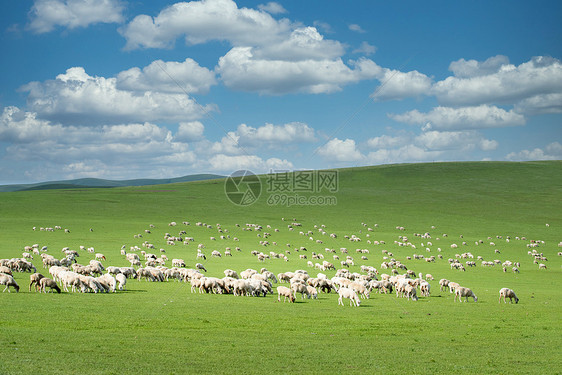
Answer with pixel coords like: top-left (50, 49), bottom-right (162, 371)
top-left (0, 219), bottom-right (557, 309)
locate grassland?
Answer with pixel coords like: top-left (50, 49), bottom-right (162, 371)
top-left (0, 161), bottom-right (561, 374)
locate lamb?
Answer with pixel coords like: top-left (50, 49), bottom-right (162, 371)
top-left (29, 273), bottom-right (45, 291)
top-left (454, 286), bottom-right (477, 302)
top-left (338, 287), bottom-right (361, 306)
top-left (499, 288), bottom-right (519, 304)
top-left (0, 274), bottom-right (20, 292)
top-left (39, 277), bottom-right (61, 293)
top-left (116, 273), bottom-right (127, 291)
top-left (277, 286), bottom-right (295, 303)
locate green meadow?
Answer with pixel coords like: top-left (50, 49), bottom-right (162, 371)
top-left (0, 161), bottom-right (561, 374)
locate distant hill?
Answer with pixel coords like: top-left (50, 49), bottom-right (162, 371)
top-left (0, 174), bottom-right (225, 192)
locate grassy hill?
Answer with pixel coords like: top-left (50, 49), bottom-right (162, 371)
top-left (0, 161), bottom-right (560, 374)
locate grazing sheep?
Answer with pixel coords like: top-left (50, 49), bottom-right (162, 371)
top-left (439, 279), bottom-right (450, 292)
top-left (29, 273), bottom-right (45, 291)
top-left (277, 286), bottom-right (295, 303)
top-left (0, 274), bottom-right (20, 292)
top-left (338, 287), bottom-right (361, 307)
top-left (454, 287), bottom-right (477, 302)
top-left (306, 285), bottom-right (318, 299)
top-left (196, 263), bottom-right (207, 272)
top-left (291, 282), bottom-right (310, 299)
top-left (39, 277), bottom-right (61, 293)
top-left (538, 263), bottom-right (547, 270)
top-left (499, 288), bottom-right (519, 304)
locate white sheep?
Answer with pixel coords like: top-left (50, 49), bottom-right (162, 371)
top-left (0, 274), bottom-right (20, 292)
top-left (499, 288), bottom-right (519, 304)
top-left (454, 287), bottom-right (477, 302)
top-left (338, 287), bottom-right (361, 307)
top-left (277, 286), bottom-right (295, 303)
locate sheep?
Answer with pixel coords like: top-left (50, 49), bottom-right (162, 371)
top-left (338, 287), bottom-right (361, 307)
top-left (306, 285), bottom-right (318, 299)
top-left (454, 287), bottom-right (477, 302)
top-left (538, 263), bottom-right (547, 270)
top-left (448, 282), bottom-right (460, 294)
top-left (0, 274), bottom-right (20, 292)
top-left (277, 286), bottom-right (295, 303)
top-left (439, 279), bottom-right (450, 292)
top-left (404, 284), bottom-right (418, 301)
top-left (291, 281), bottom-right (310, 299)
top-left (420, 281), bottom-right (431, 297)
top-left (29, 273), bottom-right (45, 291)
top-left (224, 269), bottom-right (239, 279)
top-left (97, 274), bottom-right (117, 293)
top-left (499, 288), bottom-right (519, 304)
top-left (0, 266), bottom-right (12, 275)
top-left (196, 263), bottom-right (207, 272)
top-left (39, 277), bottom-right (61, 293)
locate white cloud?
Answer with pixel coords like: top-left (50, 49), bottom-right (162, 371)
top-left (175, 121), bottom-right (205, 142)
top-left (389, 105), bottom-right (525, 130)
top-left (119, 0), bottom-right (291, 50)
top-left (236, 122), bottom-right (316, 145)
top-left (414, 130), bottom-right (498, 152)
top-left (433, 56), bottom-right (562, 107)
top-left (217, 48), bottom-right (379, 94)
top-left (258, 2), bottom-right (287, 14)
top-left (348, 24), bottom-right (365, 33)
top-left (514, 93), bottom-right (562, 115)
top-left (367, 145), bottom-right (442, 165)
top-left (448, 55), bottom-right (510, 78)
top-left (0, 106), bottom-right (64, 142)
top-left (506, 142), bottom-right (562, 161)
top-left (208, 154), bottom-right (292, 173)
top-left (371, 68), bottom-right (432, 101)
top-left (28, 0), bottom-right (125, 33)
top-left (316, 138), bottom-right (363, 162)
top-left (116, 58), bottom-right (216, 94)
top-left (21, 67), bottom-right (213, 125)
top-left (253, 27), bottom-right (345, 61)
top-left (353, 41), bottom-right (377, 55)
top-left (366, 134), bottom-right (408, 149)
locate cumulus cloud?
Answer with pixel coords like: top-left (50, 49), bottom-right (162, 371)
top-left (415, 130), bottom-right (498, 152)
top-left (209, 154), bottom-right (293, 173)
top-left (367, 145), bottom-right (442, 165)
top-left (514, 93), bottom-right (562, 115)
top-left (175, 121), bottom-right (205, 142)
top-left (506, 142), bottom-right (562, 161)
top-left (353, 41), bottom-right (377, 55)
top-left (432, 56), bottom-right (562, 107)
top-left (366, 134), bottom-right (408, 149)
top-left (371, 68), bottom-right (432, 101)
top-left (236, 122), bottom-right (316, 145)
top-left (389, 105), bottom-right (525, 130)
top-left (217, 48), bottom-right (380, 94)
top-left (28, 0), bottom-right (125, 33)
top-left (116, 58), bottom-right (216, 94)
top-left (448, 55), bottom-right (510, 78)
top-left (210, 122), bottom-right (316, 153)
top-left (253, 27), bottom-right (345, 61)
top-left (258, 2), bottom-right (287, 14)
top-left (316, 138), bottom-right (363, 162)
top-left (119, 0), bottom-right (291, 50)
top-left (21, 67), bottom-right (212, 125)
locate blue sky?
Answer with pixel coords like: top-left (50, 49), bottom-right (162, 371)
top-left (0, 0), bottom-right (561, 184)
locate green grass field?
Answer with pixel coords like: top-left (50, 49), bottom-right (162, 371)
top-left (1, 161), bottom-right (561, 374)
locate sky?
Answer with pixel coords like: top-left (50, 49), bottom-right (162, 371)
top-left (0, 0), bottom-right (561, 184)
